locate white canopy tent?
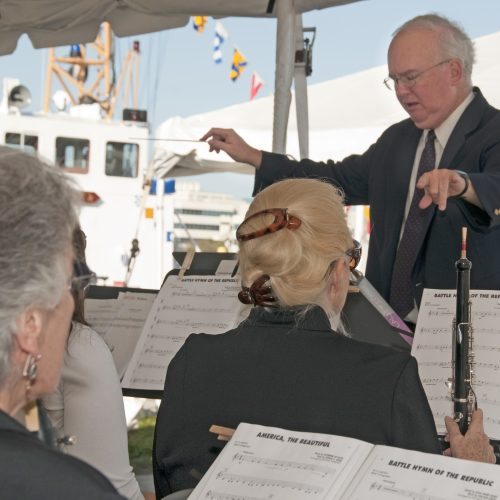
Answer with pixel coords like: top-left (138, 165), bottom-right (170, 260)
top-left (0, 0), bottom-right (358, 54)
top-left (153, 30), bottom-right (500, 178)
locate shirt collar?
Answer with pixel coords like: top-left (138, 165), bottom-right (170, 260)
top-left (246, 305), bottom-right (334, 333)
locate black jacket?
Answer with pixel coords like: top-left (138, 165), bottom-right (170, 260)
top-left (0, 409), bottom-right (124, 500)
top-left (153, 306), bottom-right (440, 496)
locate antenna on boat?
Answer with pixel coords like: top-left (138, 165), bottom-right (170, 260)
top-left (43, 22), bottom-right (142, 120)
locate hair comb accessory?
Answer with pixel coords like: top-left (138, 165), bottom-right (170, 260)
top-left (236, 208), bottom-right (301, 242)
top-left (238, 274), bottom-right (276, 306)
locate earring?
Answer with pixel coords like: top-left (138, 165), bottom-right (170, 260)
top-left (23, 354), bottom-right (41, 395)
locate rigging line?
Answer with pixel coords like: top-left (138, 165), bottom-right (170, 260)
top-left (115, 39), bottom-right (122, 114)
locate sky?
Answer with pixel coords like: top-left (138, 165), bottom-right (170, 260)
top-left (1, 0), bottom-right (500, 198)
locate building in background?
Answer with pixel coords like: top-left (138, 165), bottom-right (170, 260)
top-left (173, 182), bottom-right (249, 254)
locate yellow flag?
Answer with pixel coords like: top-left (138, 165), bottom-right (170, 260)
top-left (193, 16), bottom-right (208, 33)
top-left (230, 48), bottom-right (248, 81)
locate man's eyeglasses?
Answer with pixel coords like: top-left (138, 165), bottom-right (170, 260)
top-left (383, 59), bottom-right (451, 91)
top-left (346, 240), bottom-right (362, 271)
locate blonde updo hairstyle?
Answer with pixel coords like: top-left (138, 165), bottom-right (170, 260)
top-left (238, 178), bottom-right (353, 309)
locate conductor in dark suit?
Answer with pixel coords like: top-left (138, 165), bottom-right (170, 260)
top-left (201, 14), bottom-right (500, 326)
top-left (153, 179), bottom-right (494, 497)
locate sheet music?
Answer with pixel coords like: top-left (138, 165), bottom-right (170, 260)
top-left (412, 289), bottom-right (500, 439)
top-left (121, 275), bottom-right (250, 391)
top-left (343, 443), bottom-right (500, 499)
top-left (190, 423), bottom-right (373, 500)
top-left (85, 293), bottom-right (156, 377)
top-left (85, 297), bottom-right (120, 335)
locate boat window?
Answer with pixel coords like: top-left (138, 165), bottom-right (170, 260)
top-left (56, 137), bottom-right (90, 173)
top-left (105, 142), bottom-right (139, 177)
top-left (5, 132), bottom-right (38, 154)
top-left (5, 133), bottom-right (20, 145)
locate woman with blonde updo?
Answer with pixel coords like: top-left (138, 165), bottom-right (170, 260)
top-left (153, 179), bottom-right (494, 498)
top-left (237, 178), bottom-right (354, 323)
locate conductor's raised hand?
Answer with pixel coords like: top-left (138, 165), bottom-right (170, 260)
top-left (200, 128), bottom-right (263, 168)
top-left (443, 408), bottom-right (495, 463)
top-left (416, 169), bottom-right (468, 211)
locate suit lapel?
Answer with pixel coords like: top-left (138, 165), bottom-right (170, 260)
top-left (440, 89), bottom-right (487, 168)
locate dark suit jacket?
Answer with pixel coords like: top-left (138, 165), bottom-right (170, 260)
top-left (0, 409), bottom-right (124, 500)
top-left (153, 306), bottom-right (440, 497)
top-left (255, 89), bottom-right (500, 304)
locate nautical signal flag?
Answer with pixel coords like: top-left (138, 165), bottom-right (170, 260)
top-left (192, 16), bottom-right (208, 33)
top-left (230, 48), bottom-right (247, 81)
top-left (213, 21), bottom-right (228, 64)
top-left (250, 71), bottom-right (264, 100)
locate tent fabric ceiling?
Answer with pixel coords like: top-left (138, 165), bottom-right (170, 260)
top-left (0, 0), bottom-right (362, 55)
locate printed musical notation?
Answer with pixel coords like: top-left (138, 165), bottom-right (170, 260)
top-left (412, 288), bottom-right (500, 440)
top-left (368, 481), bottom-right (443, 500)
top-left (216, 471), bottom-right (323, 494)
top-left (204, 492), bottom-right (263, 500)
top-left (414, 344), bottom-right (449, 352)
top-left (121, 275), bottom-right (251, 391)
top-left (233, 453), bottom-right (336, 476)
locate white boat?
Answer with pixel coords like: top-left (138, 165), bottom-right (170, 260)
top-left (0, 27), bottom-right (249, 289)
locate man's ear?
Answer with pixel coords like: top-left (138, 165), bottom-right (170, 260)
top-left (15, 308), bottom-right (43, 354)
top-left (449, 58), bottom-right (463, 84)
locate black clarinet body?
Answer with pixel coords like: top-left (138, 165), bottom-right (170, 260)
top-left (452, 234), bottom-right (475, 434)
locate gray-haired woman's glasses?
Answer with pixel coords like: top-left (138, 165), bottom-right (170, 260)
top-left (68, 273), bottom-right (97, 293)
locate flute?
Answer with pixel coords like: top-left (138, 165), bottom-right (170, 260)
top-left (452, 226), bottom-right (476, 434)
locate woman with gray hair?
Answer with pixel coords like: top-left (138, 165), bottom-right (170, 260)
top-left (0, 146), bottom-right (124, 499)
top-left (153, 178), bottom-right (495, 497)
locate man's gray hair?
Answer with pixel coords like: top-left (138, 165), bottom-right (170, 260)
top-left (393, 14), bottom-right (475, 85)
top-left (0, 146), bottom-right (79, 385)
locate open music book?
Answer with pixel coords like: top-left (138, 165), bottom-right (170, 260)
top-left (120, 274), bottom-right (250, 392)
top-left (412, 288), bottom-right (500, 440)
top-left (190, 422), bottom-right (500, 499)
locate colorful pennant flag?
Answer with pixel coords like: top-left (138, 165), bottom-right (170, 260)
top-left (250, 71), bottom-right (264, 100)
top-left (213, 21), bottom-right (229, 64)
top-left (192, 16), bottom-right (208, 33)
top-left (230, 48), bottom-right (248, 82)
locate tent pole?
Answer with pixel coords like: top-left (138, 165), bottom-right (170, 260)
top-left (272, 0), bottom-right (295, 154)
top-left (294, 14), bottom-right (309, 159)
